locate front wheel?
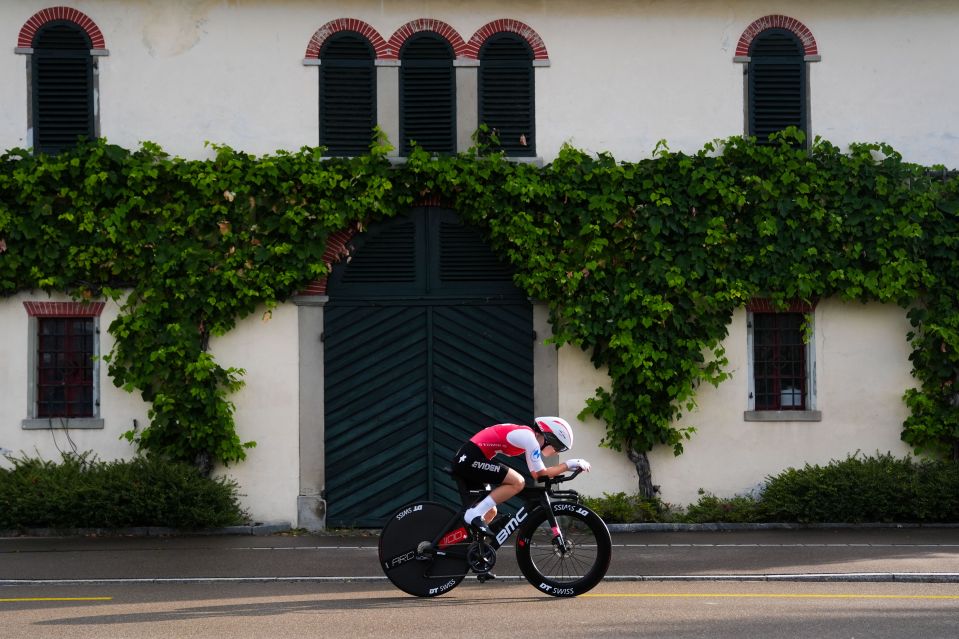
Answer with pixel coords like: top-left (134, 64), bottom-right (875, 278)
top-left (515, 502), bottom-right (612, 597)
top-left (378, 502), bottom-right (470, 597)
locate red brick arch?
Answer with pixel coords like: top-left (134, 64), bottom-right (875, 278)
top-left (466, 19), bottom-right (549, 61)
top-left (298, 226), bottom-right (360, 296)
top-left (735, 15), bottom-right (818, 57)
top-left (18, 6), bottom-right (105, 49)
top-left (303, 18), bottom-right (389, 60)
top-left (386, 19), bottom-right (468, 60)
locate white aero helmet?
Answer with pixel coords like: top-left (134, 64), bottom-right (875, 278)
top-left (534, 416), bottom-right (573, 453)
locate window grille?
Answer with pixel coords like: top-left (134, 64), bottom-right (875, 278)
top-left (37, 317), bottom-right (95, 418)
top-left (752, 313), bottom-right (807, 410)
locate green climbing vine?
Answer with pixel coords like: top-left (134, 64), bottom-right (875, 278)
top-left (1, 130), bottom-right (957, 468)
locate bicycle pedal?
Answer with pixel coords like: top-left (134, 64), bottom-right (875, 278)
top-left (476, 572), bottom-right (496, 583)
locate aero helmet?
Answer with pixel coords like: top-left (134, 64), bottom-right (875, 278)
top-left (534, 416), bottom-right (573, 453)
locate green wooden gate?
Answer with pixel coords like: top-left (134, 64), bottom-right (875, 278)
top-left (324, 208), bottom-right (533, 527)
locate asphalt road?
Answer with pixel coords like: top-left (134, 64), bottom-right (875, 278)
top-left (2, 528), bottom-right (958, 583)
top-left (2, 581), bottom-right (959, 639)
top-left (3, 529), bottom-right (959, 638)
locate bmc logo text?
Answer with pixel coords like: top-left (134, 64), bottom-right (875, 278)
top-left (495, 506), bottom-right (529, 545)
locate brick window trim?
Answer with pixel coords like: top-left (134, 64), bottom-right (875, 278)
top-left (23, 301), bottom-right (106, 318)
top-left (734, 15), bottom-right (819, 58)
top-left (16, 6), bottom-right (107, 52)
top-left (303, 17), bottom-right (549, 63)
top-left (465, 19), bottom-right (549, 61)
top-left (304, 18), bottom-right (391, 60)
top-left (746, 298), bottom-right (816, 314)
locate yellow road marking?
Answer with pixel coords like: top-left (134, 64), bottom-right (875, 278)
top-left (584, 593), bottom-right (959, 600)
top-left (0, 597), bottom-right (113, 603)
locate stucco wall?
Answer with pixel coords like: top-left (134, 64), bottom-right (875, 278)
top-left (0, 293), bottom-right (300, 524)
top-left (0, 292), bottom-right (920, 519)
top-left (559, 300), bottom-right (916, 507)
top-left (1, 1), bottom-right (956, 166)
top-left (207, 303), bottom-right (300, 524)
top-left (0, 0), bottom-right (946, 522)
top-left (0, 292), bottom-right (148, 465)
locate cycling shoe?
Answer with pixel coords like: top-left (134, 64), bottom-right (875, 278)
top-left (469, 516), bottom-right (494, 538)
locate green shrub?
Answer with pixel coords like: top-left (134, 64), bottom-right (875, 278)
top-left (581, 491), bottom-right (673, 523)
top-left (0, 452), bottom-right (248, 531)
top-left (581, 454), bottom-right (959, 524)
top-left (760, 453), bottom-right (959, 523)
top-left (680, 490), bottom-right (763, 523)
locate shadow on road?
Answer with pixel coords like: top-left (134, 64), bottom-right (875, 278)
top-left (32, 593), bottom-right (550, 626)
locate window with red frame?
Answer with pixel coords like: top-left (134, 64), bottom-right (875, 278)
top-left (751, 312), bottom-right (807, 410)
top-left (37, 317), bottom-right (95, 418)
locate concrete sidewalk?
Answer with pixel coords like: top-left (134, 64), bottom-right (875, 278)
top-left (2, 526), bottom-right (958, 585)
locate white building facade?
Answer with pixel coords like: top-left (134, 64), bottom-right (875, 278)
top-left (2, 1), bottom-right (955, 526)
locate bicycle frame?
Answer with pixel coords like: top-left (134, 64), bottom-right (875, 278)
top-left (422, 472), bottom-right (584, 573)
top-left (379, 468), bottom-right (610, 597)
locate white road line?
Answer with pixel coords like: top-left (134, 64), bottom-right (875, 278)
top-left (3, 573), bottom-right (959, 586)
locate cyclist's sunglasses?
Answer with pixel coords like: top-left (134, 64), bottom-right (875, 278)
top-left (543, 433), bottom-right (568, 454)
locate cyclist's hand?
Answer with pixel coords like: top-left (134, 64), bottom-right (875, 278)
top-left (565, 458), bottom-right (591, 472)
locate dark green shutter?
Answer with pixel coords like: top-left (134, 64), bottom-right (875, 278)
top-left (479, 34), bottom-right (535, 156)
top-left (324, 208), bottom-right (533, 527)
top-left (320, 33), bottom-right (376, 156)
top-left (32, 22), bottom-right (94, 155)
top-left (439, 221), bottom-right (515, 283)
top-left (748, 29), bottom-right (806, 144)
top-left (400, 33), bottom-right (455, 154)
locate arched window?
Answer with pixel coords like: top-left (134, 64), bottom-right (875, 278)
top-left (400, 32), bottom-right (455, 154)
top-left (319, 32), bottom-right (376, 156)
top-left (32, 21), bottom-right (95, 154)
top-left (748, 29), bottom-right (807, 144)
top-left (479, 33), bottom-right (535, 156)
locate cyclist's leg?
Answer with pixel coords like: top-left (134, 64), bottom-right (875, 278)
top-left (452, 442), bottom-right (512, 527)
top-left (483, 467), bottom-right (525, 519)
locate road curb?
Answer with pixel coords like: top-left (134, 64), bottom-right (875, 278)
top-left (4, 521), bottom-right (959, 538)
top-left (0, 521), bottom-right (293, 538)
top-left (3, 573), bottom-right (959, 586)
top-left (606, 522), bottom-right (959, 533)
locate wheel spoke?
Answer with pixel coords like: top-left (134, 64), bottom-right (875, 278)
top-left (525, 514), bottom-right (601, 583)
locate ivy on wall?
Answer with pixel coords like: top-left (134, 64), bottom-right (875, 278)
top-left (1, 132), bottom-right (957, 469)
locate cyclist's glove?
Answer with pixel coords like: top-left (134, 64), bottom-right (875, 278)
top-left (565, 458), bottom-right (591, 472)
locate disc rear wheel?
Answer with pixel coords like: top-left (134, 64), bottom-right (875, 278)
top-left (378, 502), bottom-right (470, 597)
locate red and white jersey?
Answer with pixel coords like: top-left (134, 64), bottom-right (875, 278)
top-left (469, 423), bottom-right (547, 473)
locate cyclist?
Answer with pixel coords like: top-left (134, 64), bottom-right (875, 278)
top-left (450, 416), bottom-right (591, 536)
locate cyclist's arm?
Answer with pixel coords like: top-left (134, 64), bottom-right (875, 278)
top-left (530, 463), bottom-right (571, 480)
top-left (506, 428), bottom-right (570, 479)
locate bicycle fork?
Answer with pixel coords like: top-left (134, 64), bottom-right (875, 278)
top-left (540, 494), bottom-right (571, 556)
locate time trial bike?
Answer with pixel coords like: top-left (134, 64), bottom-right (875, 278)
top-left (378, 469), bottom-right (612, 597)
